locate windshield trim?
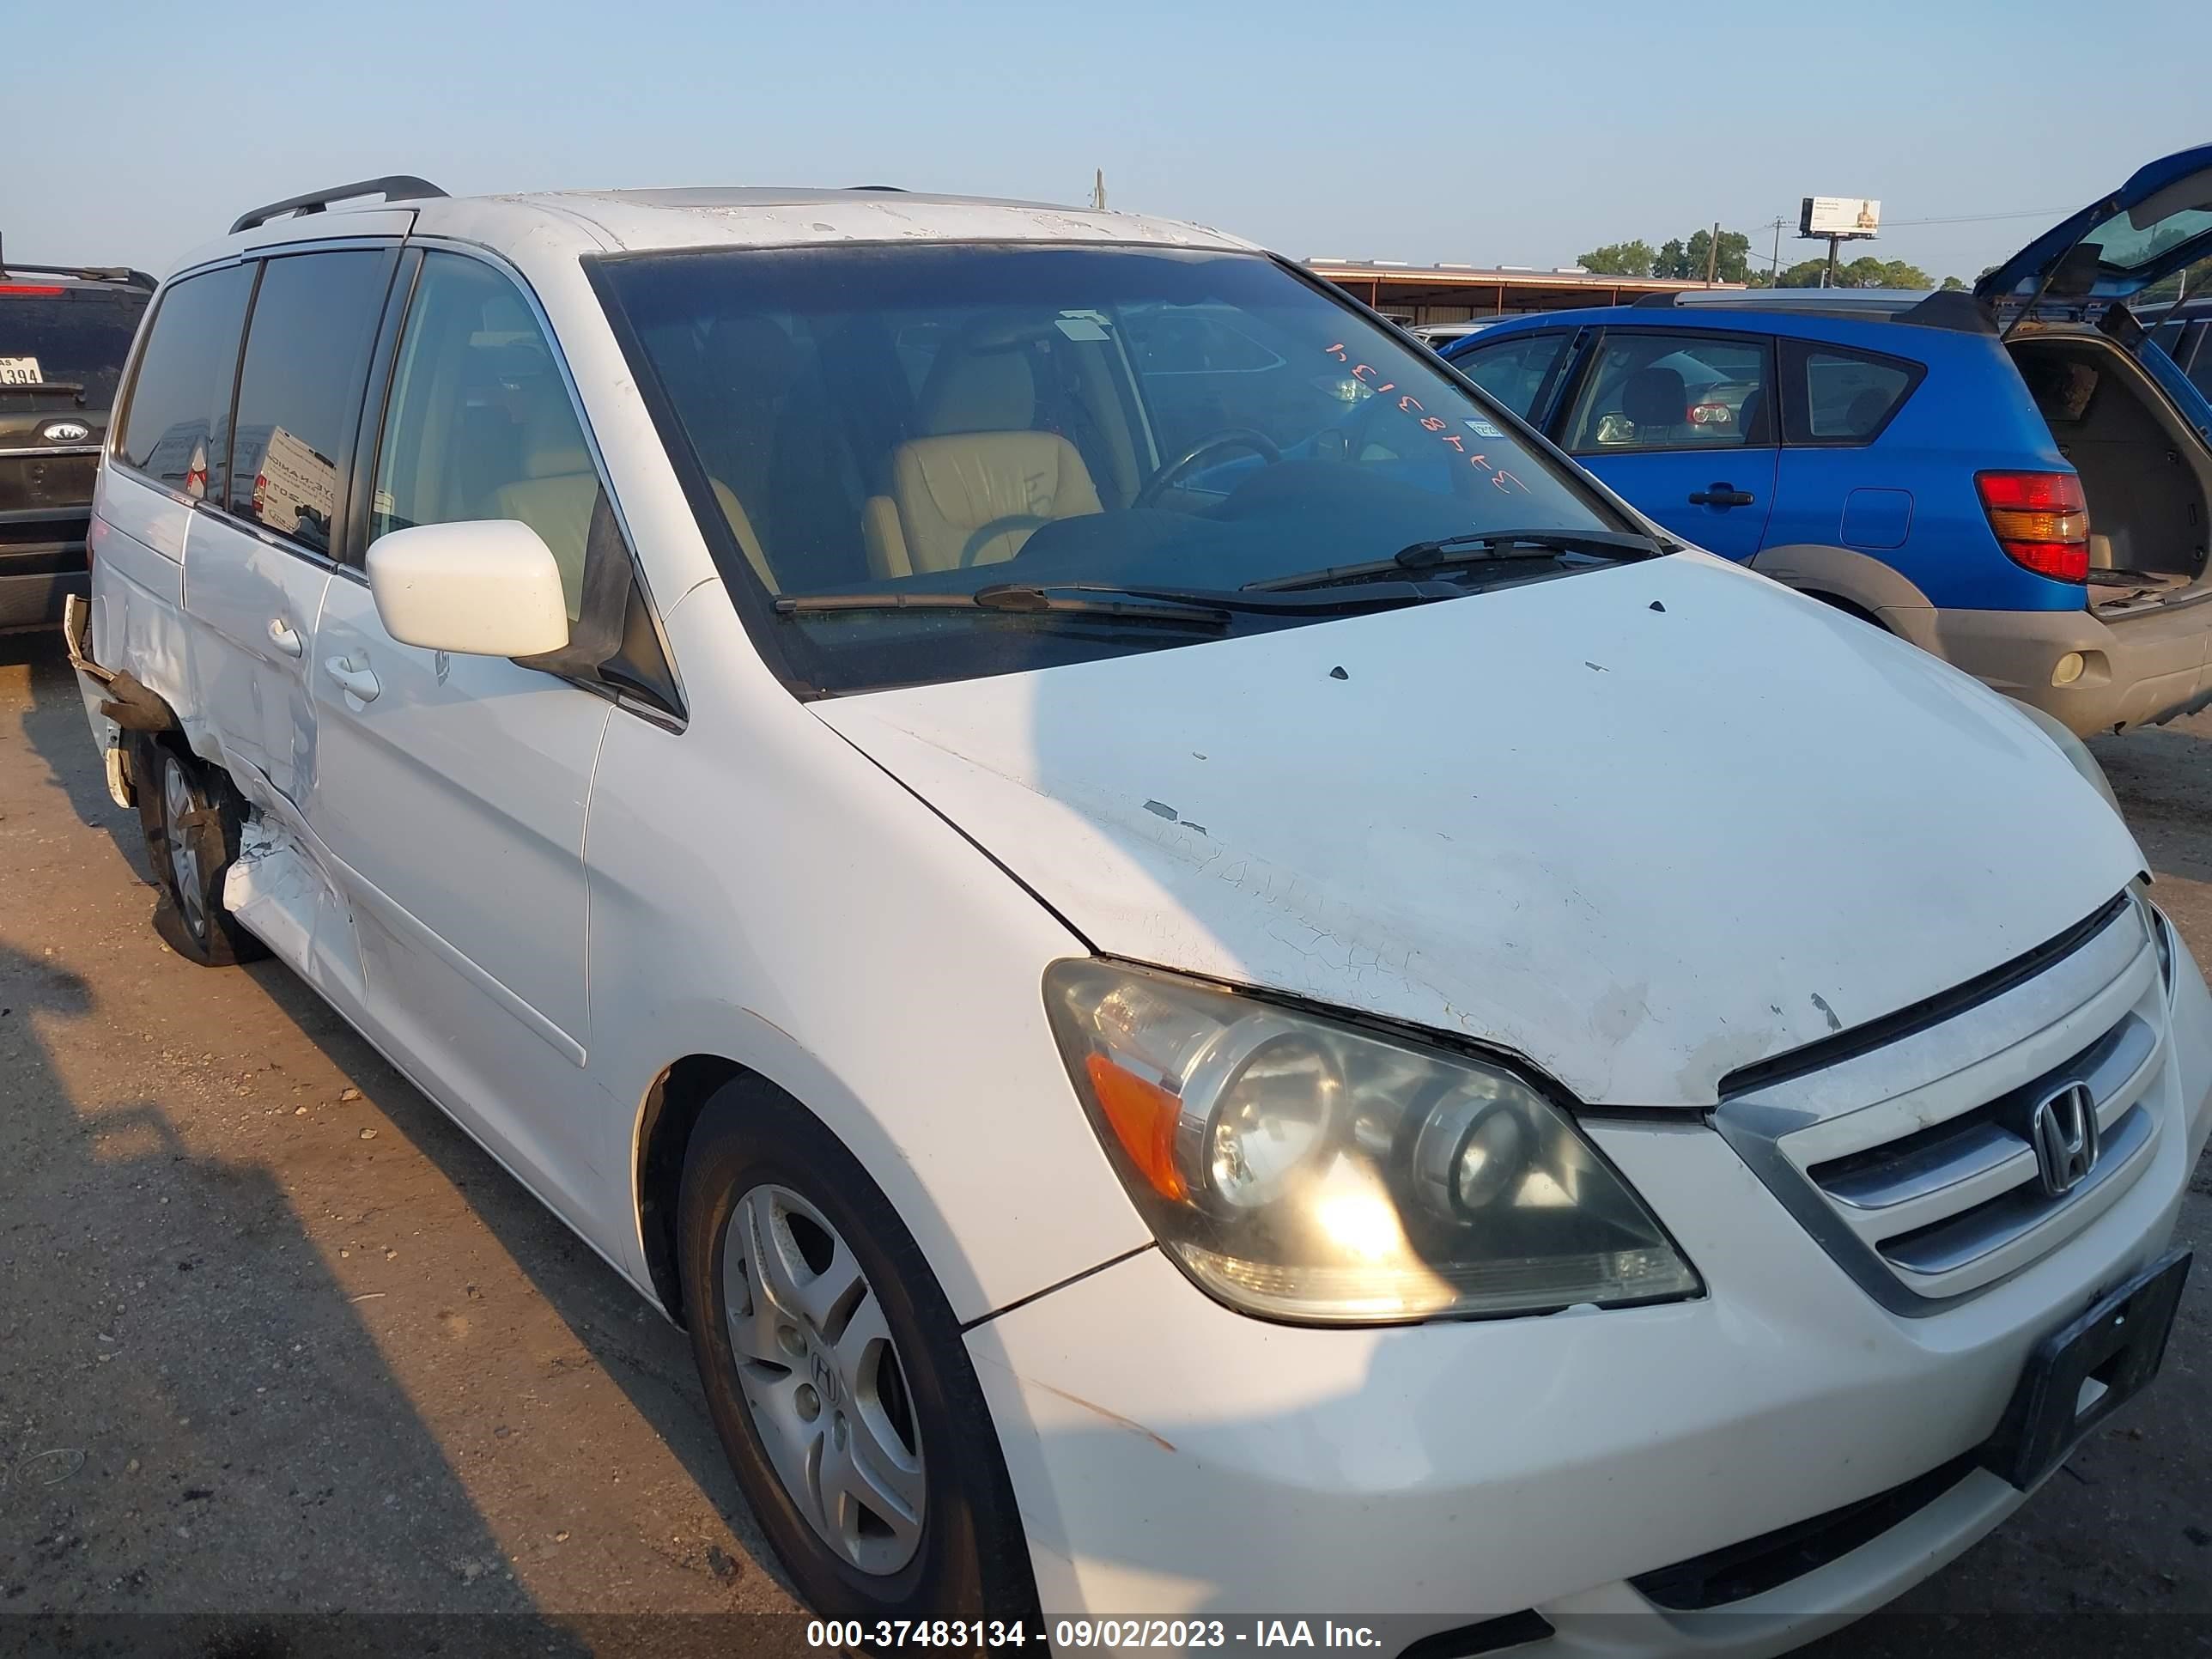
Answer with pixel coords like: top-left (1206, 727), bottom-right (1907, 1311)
top-left (587, 240), bottom-right (1645, 702)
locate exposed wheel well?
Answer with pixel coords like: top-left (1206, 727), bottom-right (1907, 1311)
top-left (635, 1054), bottom-right (752, 1325)
top-left (1804, 589), bottom-right (1890, 632)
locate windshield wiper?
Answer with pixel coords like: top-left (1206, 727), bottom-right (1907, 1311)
top-left (775, 580), bottom-right (1458, 625)
top-left (1250, 527), bottom-right (1667, 593)
top-left (1395, 527), bottom-right (1666, 567)
top-left (774, 586), bottom-right (1231, 628)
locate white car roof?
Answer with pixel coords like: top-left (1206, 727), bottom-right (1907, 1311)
top-left (175, 185), bottom-right (1261, 276)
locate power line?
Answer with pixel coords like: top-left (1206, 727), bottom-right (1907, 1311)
top-left (1880, 206), bottom-right (2069, 228)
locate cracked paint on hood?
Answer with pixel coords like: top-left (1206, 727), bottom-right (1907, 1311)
top-left (814, 553), bottom-right (2144, 1108)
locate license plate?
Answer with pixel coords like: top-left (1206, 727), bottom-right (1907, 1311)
top-left (1981, 1249), bottom-right (2191, 1490)
top-left (0, 356), bottom-right (44, 386)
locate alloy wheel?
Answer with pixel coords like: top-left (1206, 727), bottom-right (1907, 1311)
top-left (162, 757), bottom-right (208, 939)
top-left (722, 1182), bottom-right (927, 1576)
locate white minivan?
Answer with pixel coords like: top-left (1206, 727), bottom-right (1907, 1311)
top-left (70, 177), bottom-right (2212, 1655)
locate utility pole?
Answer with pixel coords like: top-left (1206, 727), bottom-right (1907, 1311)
top-left (1704, 221), bottom-right (1721, 285)
top-left (1767, 216), bottom-right (1787, 284)
top-left (1091, 169), bottom-right (1106, 211)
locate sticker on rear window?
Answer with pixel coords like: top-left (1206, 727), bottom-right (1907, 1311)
top-left (1464, 417), bottom-right (1504, 439)
top-left (0, 356), bottom-right (44, 386)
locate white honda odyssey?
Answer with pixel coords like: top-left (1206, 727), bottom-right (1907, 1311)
top-left (67, 177), bottom-right (2212, 1656)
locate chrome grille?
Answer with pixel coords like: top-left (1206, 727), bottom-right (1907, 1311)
top-left (1713, 895), bottom-right (2170, 1313)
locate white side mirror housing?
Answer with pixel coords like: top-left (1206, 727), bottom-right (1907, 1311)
top-left (365, 520), bottom-right (570, 658)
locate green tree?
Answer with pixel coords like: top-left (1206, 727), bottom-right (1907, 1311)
top-left (1667, 228), bottom-right (1752, 283)
top-left (1578, 240), bottom-right (1657, 276)
top-left (1586, 229), bottom-right (1755, 283)
top-left (1776, 255), bottom-right (1942, 289)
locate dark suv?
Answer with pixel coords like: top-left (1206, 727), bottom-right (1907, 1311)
top-left (2142, 295), bottom-right (2212, 404)
top-left (2, 257), bottom-right (155, 629)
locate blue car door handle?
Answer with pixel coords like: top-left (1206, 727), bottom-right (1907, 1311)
top-left (1688, 483), bottom-right (1757, 507)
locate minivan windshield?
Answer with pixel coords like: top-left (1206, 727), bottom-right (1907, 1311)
top-left (596, 243), bottom-right (1647, 693)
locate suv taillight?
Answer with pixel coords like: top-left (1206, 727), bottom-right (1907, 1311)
top-left (1976, 470), bottom-right (2089, 582)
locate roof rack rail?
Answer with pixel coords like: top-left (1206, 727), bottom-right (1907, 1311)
top-left (847, 184), bottom-right (907, 192)
top-left (0, 258), bottom-right (156, 290)
top-left (1632, 291), bottom-right (1681, 308)
top-left (229, 176), bottom-right (448, 237)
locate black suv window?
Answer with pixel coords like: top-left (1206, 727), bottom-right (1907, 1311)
top-left (2181, 321), bottom-right (2212, 401)
top-left (226, 250), bottom-right (394, 553)
top-left (1451, 332), bottom-right (1570, 420)
top-left (116, 265), bottom-right (255, 498)
top-left (0, 285), bottom-right (149, 414)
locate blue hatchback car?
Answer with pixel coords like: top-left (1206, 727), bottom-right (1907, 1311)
top-left (1443, 147), bottom-right (2212, 736)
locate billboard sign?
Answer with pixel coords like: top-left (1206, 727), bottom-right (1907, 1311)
top-left (1801, 197), bottom-right (1881, 240)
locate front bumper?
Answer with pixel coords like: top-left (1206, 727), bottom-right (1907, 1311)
top-left (1884, 599), bottom-right (2212, 736)
top-left (969, 943), bottom-right (2212, 1654)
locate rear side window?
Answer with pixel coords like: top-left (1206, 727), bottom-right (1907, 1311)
top-left (0, 289), bottom-right (149, 410)
top-left (1799, 348), bottom-right (1915, 442)
top-left (1452, 332), bottom-right (1569, 419)
top-left (226, 250), bottom-right (394, 554)
top-left (1564, 331), bottom-right (1772, 452)
top-left (116, 265), bottom-right (254, 497)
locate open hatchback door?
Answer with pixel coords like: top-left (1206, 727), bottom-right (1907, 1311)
top-left (1977, 145), bottom-right (2212, 313)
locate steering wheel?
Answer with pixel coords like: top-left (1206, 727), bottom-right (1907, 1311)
top-left (1133, 428), bottom-right (1282, 508)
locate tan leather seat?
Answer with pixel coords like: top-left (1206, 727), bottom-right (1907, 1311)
top-left (864, 335), bottom-right (1101, 578)
top-left (489, 433), bottom-right (599, 616)
top-left (491, 410), bottom-right (776, 598)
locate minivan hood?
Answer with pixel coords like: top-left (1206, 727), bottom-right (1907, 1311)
top-left (814, 555), bottom-right (2145, 1109)
top-left (1978, 144), bottom-right (2212, 307)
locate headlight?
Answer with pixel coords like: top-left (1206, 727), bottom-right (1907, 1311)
top-left (1043, 959), bottom-right (1701, 1324)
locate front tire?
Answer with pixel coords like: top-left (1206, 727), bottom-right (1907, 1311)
top-left (135, 738), bottom-right (268, 968)
top-left (677, 1079), bottom-right (1039, 1623)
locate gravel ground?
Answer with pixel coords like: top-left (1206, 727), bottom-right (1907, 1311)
top-left (0, 629), bottom-right (2206, 1655)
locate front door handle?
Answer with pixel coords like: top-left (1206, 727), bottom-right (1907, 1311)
top-left (1688, 483), bottom-right (1757, 507)
top-left (323, 655), bottom-right (380, 703)
top-left (267, 617), bottom-right (304, 658)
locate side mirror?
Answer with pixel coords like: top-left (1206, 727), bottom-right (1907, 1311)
top-left (365, 520), bottom-right (570, 658)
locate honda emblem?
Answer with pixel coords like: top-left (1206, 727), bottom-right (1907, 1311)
top-left (2030, 1082), bottom-right (2100, 1196)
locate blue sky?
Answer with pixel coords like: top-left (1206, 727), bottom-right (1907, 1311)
top-left (10, 0), bottom-right (2209, 282)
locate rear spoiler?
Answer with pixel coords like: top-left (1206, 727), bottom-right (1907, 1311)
top-left (1892, 289), bottom-right (1998, 334)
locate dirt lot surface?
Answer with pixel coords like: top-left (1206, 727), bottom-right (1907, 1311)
top-left (2, 629), bottom-right (2208, 1655)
